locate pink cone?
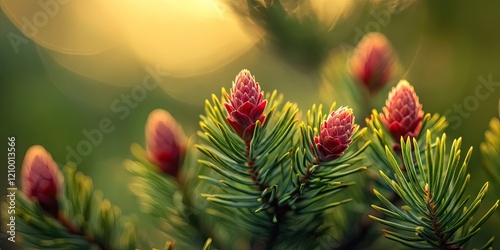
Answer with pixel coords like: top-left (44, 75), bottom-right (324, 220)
top-left (224, 69), bottom-right (267, 142)
top-left (146, 109), bottom-right (187, 177)
top-left (21, 145), bottom-right (63, 217)
top-left (351, 32), bottom-right (395, 94)
top-left (314, 107), bottom-right (357, 162)
top-left (380, 80), bottom-right (424, 142)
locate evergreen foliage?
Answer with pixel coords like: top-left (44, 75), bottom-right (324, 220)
top-left (9, 67), bottom-right (500, 249)
top-left (14, 164), bottom-right (136, 249)
top-left (371, 133), bottom-right (498, 249)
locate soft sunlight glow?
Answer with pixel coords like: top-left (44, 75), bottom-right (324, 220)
top-left (1, 0), bottom-right (261, 80)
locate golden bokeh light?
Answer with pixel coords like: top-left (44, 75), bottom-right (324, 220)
top-left (1, 0), bottom-right (262, 83)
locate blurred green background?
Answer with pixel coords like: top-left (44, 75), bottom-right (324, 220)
top-left (1, 0), bottom-right (500, 249)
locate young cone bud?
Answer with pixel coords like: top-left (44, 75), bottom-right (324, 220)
top-left (350, 32), bottom-right (395, 94)
top-left (146, 109), bottom-right (187, 177)
top-left (380, 80), bottom-right (424, 142)
top-left (314, 107), bottom-right (357, 162)
top-left (21, 145), bottom-right (63, 217)
top-left (224, 69), bottom-right (267, 142)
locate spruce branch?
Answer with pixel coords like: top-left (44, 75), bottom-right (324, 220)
top-left (15, 147), bottom-right (136, 250)
top-left (333, 80), bottom-right (448, 249)
top-left (269, 104), bottom-right (369, 249)
top-left (198, 95), bottom-right (297, 222)
top-left (127, 137), bottom-right (209, 249)
top-left (196, 70), bottom-right (299, 248)
top-left (126, 109), bottom-right (217, 248)
top-left (197, 89), bottom-right (297, 202)
top-left (363, 80), bottom-right (448, 196)
top-left (196, 66), bottom-right (371, 249)
top-left (370, 132), bottom-right (499, 249)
